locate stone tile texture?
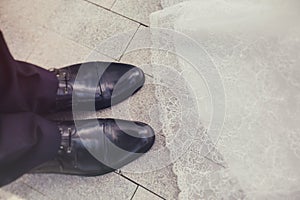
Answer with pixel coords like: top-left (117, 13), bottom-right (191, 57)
top-left (21, 173), bottom-right (137, 200)
top-left (132, 187), bottom-right (164, 200)
top-left (46, 0), bottom-right (139, 57)
top-left (112, 0), bottom-right (162, 25)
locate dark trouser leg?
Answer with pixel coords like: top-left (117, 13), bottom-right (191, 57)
top-left (0, 112), bottom-right (61, 187)
top-left (0, 31), bottom-right (61, 186)
top-left (0, 30), bottom-right (58, 114)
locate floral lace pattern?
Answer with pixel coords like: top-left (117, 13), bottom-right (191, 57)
top-left (151, 0), bottom-right (300, 199)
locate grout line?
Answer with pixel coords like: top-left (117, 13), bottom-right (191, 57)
top-left (130, 185), bottom-right (139, 200)
top-left (42, 14), bottom-right (139, 62)
top-left (21, 181), bottom-right (48, 197)
top-left (25, 27), bottom-right (48, 62)
top-left (145, 73), bottom-right (154, 78)
top-left (110, 0), bottom-right (118, 9)
top-left (42, 26), bottom-right (119, 62)
top-left (140, 24), bottom-right (149, 28)
top-left (82, 0), bottom-right (149, 27)
top-left (114, 171), bottom-right (166, 200)
top-left (118, 25), bottom-right (141, 61)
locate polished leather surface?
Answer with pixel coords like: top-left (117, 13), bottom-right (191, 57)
top-left (31, 119), bottom-right (155, 176)
top-left (53, 62), bottom-right (145, 112)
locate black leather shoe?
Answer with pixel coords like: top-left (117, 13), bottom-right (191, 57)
top-left (52, 62), bottom-right (145, 112)
top-left (31, 118), bottom-right (155, 176)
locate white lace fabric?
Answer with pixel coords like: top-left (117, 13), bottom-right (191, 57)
top-left (150, 0), bottom-right (300, 199)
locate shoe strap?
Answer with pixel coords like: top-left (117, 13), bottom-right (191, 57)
top-left (58, 125), bottom-right (76, 154)
top-left (50, 68), bottom-right (73, 95)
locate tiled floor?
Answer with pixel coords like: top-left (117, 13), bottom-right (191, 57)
top-left (0, 0), bottom-right (239, 199)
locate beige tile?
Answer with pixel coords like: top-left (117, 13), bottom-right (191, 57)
top-left (132, 187), bottom-right (163, 200)
top-left (120, 165), bottom-right (179, 200)
top-left (46, 0), bottom-right (139, 60)
top-left (160, 0), bottom-right (187, 8)
top-left (0, 18), bottom-right (45, 61)
top-left (0, 0), bottom-right (64, 61)
top-left (122, 26), bottom-right (184, 74)
top-left (0, 0), bottom-right (60, 26)
top-left (88, 0), bottom-right (116, 9)
top-left (27, 30), bottom-right (114, 70)
top-left (0, 179), bottom-right (48, 200)
top-left (21, 173), bottom-right (137, 200)
top-left (119, 47), bottom-right (154, 75)
top-left (112, 0), bottom-right (162, 25)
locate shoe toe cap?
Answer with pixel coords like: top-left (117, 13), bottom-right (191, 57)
top-left (104, 119), bottom-right (155, 153)
top-left (111, 66), bottom-right (145, 97)
top-left (132, 121), bottom-right (155, 153)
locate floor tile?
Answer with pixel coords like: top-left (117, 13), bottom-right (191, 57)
top-left (0, 0), bottom-right (60, 26)
top-left (46, 0), bottom-right (139, 59)
top-left (112, 0), bottom-right (162, 25)
top-left (131, 187), bottom-right (163, 200)
top-left (120, 165), bottom-right (179, 200)
top-left (118, 26), bottom-right (153, 73)
top-left (160, 0), bottom-right (187, 8)
top-left (21, 173), bottom-right (137, 200)
top-left (27, 30), bottom-right (113, 70)
top-left (87, 0), bottom-right (116, 9)
top-left (0, 18), bottom-right (45, 61)
top-left (0, 179), bottom-right (48, 200)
